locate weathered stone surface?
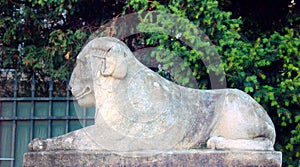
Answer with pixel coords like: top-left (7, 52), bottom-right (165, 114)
top-left (28, 37), bottom-right (278, 152)
top-left (23, 150), bottom-right (282, 167)
top-left (24, 37), bottom-right (283, 166)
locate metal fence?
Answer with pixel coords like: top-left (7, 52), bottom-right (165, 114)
top-left (0, 69), bottom-right (95, 167)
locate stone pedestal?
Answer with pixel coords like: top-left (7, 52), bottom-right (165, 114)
top-left (23, 149), bottom-right (282, 167)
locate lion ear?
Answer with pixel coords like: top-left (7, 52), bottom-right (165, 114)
top-left (101, 50), bottom-right (115, 76)
top-left (112, 52), bottom-right (127, 79)
top-left (101, 45), bottom-right (127, 79)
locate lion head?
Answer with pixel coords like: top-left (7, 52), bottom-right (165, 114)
top-left (69, 37), bottom-right (128, 107)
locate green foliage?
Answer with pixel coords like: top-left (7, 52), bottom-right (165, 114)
top-left (223, 28), bottom-right (300, 166)
top-left (0, 0), bottom-right (86, 79)
top-left (125, 0), bottom-right (300, 166)
top-left (0, 0), bottom-right (124, 97)
top-left (0, 0), bottom-right (124, 79)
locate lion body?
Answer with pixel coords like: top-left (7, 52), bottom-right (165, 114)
top-left (29, 37), bottom-right (276, 151)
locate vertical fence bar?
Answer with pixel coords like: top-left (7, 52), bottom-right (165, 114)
top-left (65, 79), bottom-right (70, 132)
top-left (11, 70), bottom-right (17, 167)
top-left (48, 76), bottom-right (53, 138)
top-left (30, 73), bottom-right (35, 140)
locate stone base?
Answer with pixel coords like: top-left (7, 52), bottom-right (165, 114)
top-left (23, 149), bottom-right (282, 167)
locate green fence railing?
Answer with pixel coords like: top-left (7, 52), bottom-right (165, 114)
top-left (0, 69), bottom-right (95, 167)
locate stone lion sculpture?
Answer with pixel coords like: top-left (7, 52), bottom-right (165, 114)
top-left (29, 37), bottom-right (276, 152)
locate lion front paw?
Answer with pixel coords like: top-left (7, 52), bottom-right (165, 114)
top-left (207, 136), bottom-right (226, 150)
top-left (28, 138), bottom-right (47, 151)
